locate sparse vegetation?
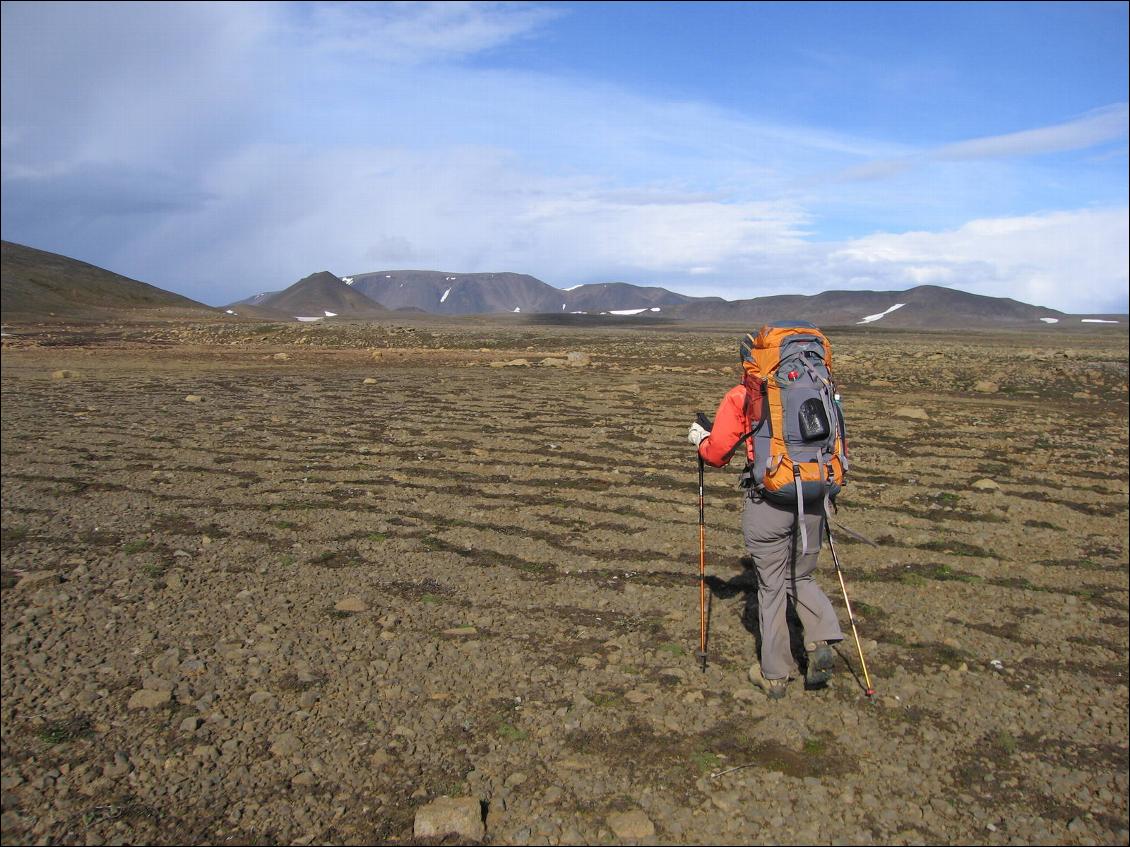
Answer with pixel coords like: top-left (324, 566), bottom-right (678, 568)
top-left (1, 320), bottom-right (1125, 846)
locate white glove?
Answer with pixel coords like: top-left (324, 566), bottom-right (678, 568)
top-left (688, 422), bottom-right (710, 446)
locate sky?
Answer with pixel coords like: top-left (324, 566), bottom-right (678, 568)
top-left (2, 1), bottom-right (1127, 312)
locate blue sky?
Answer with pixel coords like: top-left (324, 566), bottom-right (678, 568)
top-left (2, 1), bottom-right (1127, 311)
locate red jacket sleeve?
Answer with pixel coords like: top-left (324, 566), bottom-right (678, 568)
top-left (697, 384), bottom-right (753, 468)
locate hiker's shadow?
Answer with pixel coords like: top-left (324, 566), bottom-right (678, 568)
top-left (704, 555), bottom-right (807, 674)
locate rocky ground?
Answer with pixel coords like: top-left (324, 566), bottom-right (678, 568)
top-left (1, 320), bottom-right (1127, 846)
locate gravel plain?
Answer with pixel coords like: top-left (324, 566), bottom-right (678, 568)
top-left (1, 319), bottom-right (1127, 845)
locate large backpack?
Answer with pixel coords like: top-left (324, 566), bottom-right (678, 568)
top-left (740, 321), bottom-right (848, 540)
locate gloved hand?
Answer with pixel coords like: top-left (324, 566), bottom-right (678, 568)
top-left (688, 421), bottom-right (710, 446)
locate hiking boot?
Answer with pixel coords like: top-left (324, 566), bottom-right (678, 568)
top-left (748, 660), bottom-right (792, 700)
top-left (763, 677), bottom-right (788, 700)
top-left (805, 641), bottom-right (835, 688)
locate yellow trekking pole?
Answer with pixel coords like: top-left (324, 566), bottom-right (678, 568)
top-left (825, 522), bottom-right (875, 697)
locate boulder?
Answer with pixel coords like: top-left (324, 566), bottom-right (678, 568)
top-left (607, 809), bottom-right (655, 839)
top-left (334, 596), bottom-right (369, 613)
top-left (413, 796), bottom-right (485, 840)
top-left (127, 689), bottom-right (171, 710)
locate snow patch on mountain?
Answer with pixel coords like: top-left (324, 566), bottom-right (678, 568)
top-left (858, 303), bottom-right (906, 324)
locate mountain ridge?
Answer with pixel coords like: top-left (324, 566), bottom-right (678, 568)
top-left (1, 241), bottom-right (1123, 328)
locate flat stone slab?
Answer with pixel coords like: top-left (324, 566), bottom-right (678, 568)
top-left (413, 796), bottom-right (484, 840)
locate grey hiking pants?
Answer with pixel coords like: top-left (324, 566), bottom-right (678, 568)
top-left (742, 493), bottom-right (844, 680)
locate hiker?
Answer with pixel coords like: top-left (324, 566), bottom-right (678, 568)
top-left (688, 323), bottom-right (845, 700)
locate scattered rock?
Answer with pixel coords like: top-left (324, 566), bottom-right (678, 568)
top-left (413, 796), bottom-right (485, 841)
top-left (127, 689), bottom-right (171, 710)
top-left (566, 351), bottom-right (591, 367)
top-left (894, 406), bottom-right (929, 420)
top-left (15, 571), bottom-right (59, 590)
top-left (184, 394), bottom-right (204, 403)
top-left (272, 352), bottom-right (290, 361)
top-left (443, 626), bottom-right (478, 637)
top-left (50, 370), bottom-right (79, 380)
top-left (334, 596), bottom-right (369, 613)
top-left (270, 732), bottom-right (302, 757)
top-left (973, 380), bottom-right (999, 393)
top-left (971, 478), bottom-right (1000, 491)
top-left (362, 377), bottom-right (377, 384)
top-left (540, 357), bottom-right (569, 367)
top-left (607, 809), bottom-right (655, 839)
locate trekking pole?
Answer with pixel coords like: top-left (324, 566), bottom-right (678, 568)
top-left (824, 522), bottom-right (876, 697)
top-left (696, 452), bottom-right (708, 671)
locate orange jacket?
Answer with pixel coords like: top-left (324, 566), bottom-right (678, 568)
top-left (697, 383), bottom-right (757, 468)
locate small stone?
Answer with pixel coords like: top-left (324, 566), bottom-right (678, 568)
top-left (272, 352), bottom-right (290, 361)
top-left (334, 596), bottom-right (368, 613)
top-left (291, 771), bottom-right (317, 786)
top-left (270, 732), bottom-right (302, 757)
top-left (127, 689), bottom-right (171, 710)
top-left (362, 377), bottom-right (377, 384)
top-left (50, 369), bottom-right (79, 380)
top-left (971, 478), bottom-right (1000, 491)
top-left (102, 752), bottom-right (131, 779)
top-left (15, 571), bottom-right (59, 590)
top-left (566, 351), bottom-right (591, 367)
top-left (607, 809), bottom-right (655, 839)
top-left (184, 394), bottom-right (204, 403)
top-left (413, 796), bottom-right (485, 841)
top-left (540, 357), bottom-right (568, 367)
top-left (973, 380), bottom-right (999, 393)
top-left (179, 716), bottom-right (202, 732)
top-left (894, 406), bottom-right (929, 421)
top-left (443, 626), bottom-right (477, 637)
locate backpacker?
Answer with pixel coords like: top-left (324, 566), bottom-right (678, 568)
top-left (740, 321), bottom-right (848, 534)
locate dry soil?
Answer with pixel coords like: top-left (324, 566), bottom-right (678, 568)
top-left (1, 320), bottom-right (1127, 845)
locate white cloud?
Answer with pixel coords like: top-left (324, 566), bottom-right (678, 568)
top-left (2, 2), bottom-right (1127, 316)
top-left (297, 1), bottom-right (560, 64)
top-left (937, 104), bottom-right (1128, 160)
top-left (835, 104), bottom-right (1129, 184)
top-left (827, 208), bottom-right (1129, 313)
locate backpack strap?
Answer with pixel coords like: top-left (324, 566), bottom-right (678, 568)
top-left (794, 464), bottom-right (808, 557)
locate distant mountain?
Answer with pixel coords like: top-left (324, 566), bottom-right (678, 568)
top-left (562, 281), bottom-right (695, 312)
top-left (0, 241), bottom-right (218, 321)
top-left (669, 284), bottom-right (1066, 327)
top-left (346, 270), bottom-right (563, 314)
top-left (232, 271), bottom-right (389, 320)
top-left (335, 268), bottom-right (1091, 327)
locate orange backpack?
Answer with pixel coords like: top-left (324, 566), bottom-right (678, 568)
top-left (740, 322), bottom-right (848, 530)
